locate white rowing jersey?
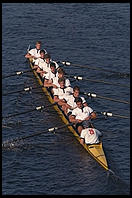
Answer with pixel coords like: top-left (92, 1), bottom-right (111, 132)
top-left (28, 48), bottom-right (47, 61)
top-left (52, 76), bottom-right (71, 88)
top-left (45, 70), bottom-right (57, 81)
top-left (80, 128), bottom-right (102, 144)
top-left (36, 60), bottom-right (50, 77)
top-left (53, 86), bottom-right (73, 99)
top-left (38, 61), bottom-right (59, 74)
top-left (71, 106), bottom-right (93, 120)
top-left (65, 95), bottom-right (86, 109)
top-left (52, 61), bottom-right (59, 70)
top-left (34, 57), bottom-right (45, 67)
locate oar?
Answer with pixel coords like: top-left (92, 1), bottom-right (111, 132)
top-left (2, 68), bottom-right (36, 79)
top-left (2, 123), bottom-right (73, 149)
top-left (97, 111), bottom-right (129, 119)
top-left (81, 92), bottom-right (130, 104)
top-left (67, 75), bottom-right (130, 88)
top-left (3, 85), bottom-right (44, 96)
top-left (27, 44), bottom-right (31, 52)
top-left (2, 103), bottom-right (57, 119)
top-left (58, 61), bottom-right (130, 77)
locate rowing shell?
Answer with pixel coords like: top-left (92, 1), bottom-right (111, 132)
top-left (29, 59), bottom-right (109, 171)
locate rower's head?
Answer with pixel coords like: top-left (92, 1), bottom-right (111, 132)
top-left (73, 86), bottom-right (80, 98)
top-left (57, 68), bottom-right (65, 78)
top-left (50, 62), bottom-right (56, 73)
top-left (35, 41), bottom-right (41, 50)
top-left (58, 77), bottom-right (65, 88)
top-left (40, 50), bottom-right (46, 59)
top-left (75, 97), bottom-right (83, 109)
top-left (44, 54), bottom-right (51, 64)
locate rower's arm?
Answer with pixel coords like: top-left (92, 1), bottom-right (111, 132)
top-left (69, 115), bottom-right (77, 123)
top-left (54, 96), bottom-right (68, 108)
top-left (54, 95), bottom-right (63, 103)
top-left (80, 130), bottom-right (85, 145)
top-left (25, 53), bottom-right (34, 59)
top-left (91, 112), bottom-right (97, 119)
top-left (33, 65), bottom-right (39, 69)
top-left (44, 79), bottom-right (57, 88)
top-left (36, 67), bottom-right (44, 74)
top-left (44, 79), bottom-right (52, 87)
top-left (83, 102), bottom-right (88, 107)
top-left (80, 138), bottom-right (84, 145)
top-left (85, 112), bottom-right (97, 121)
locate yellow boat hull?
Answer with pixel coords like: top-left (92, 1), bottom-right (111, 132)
top-left (29, 59), bottom-right (109, 171)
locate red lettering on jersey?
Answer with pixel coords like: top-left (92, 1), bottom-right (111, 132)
top-left (89, 129), bottom-right (94, 135)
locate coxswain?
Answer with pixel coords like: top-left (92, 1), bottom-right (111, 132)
top-left (53, 77), bottom-right (73, 113)
top-left (69, 97), bottom-right (97, 134)
top-left (25, 41), bottom-right (47, 62)
top-left (80, 128), bottom-right (102, 145)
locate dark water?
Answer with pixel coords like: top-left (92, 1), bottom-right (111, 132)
top-left (2, 3), bottom-right (130, 195)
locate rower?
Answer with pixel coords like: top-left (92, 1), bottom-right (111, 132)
top-left (80, 128), bottom-right (102, 145)
top-left (69, 97), bottom-right (97, 134)
top-left (36, 54), bottom-right (51, 80)
top-left (53, 77), bottom-right (73, 113)
top-left (33, 49), bottom-right (46, 70)
top-left (52, 68), bottom-right (71, 88)
top-left (44, 62), bottom-right (58, 89)
top-left (44, 54), bottom-right (60, 70)
top-left (36, 53), bottom-right (60, 82)
top-left (25, 41), bottom-right (47, 62)
top-left (64, 86), bottom-right (87, 115)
